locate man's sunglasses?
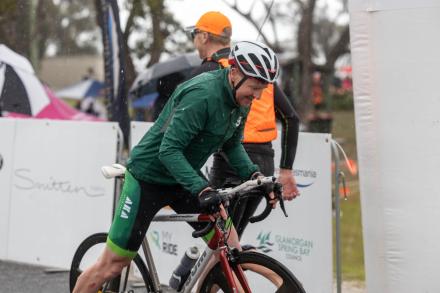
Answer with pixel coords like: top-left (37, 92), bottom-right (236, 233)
top-left (190, 29), bottom-right (202, 40)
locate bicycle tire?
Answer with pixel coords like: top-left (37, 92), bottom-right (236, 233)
top-left (69, 233), bottom-right (154, 293)
top-left (199, 251), bottom-right (306, 293)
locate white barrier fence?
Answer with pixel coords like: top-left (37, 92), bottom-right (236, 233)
top-left (0, 118), bottom-right (332, 292)
top-left (0, 119), bottom-right (120, 269)
top-left (0, 119), bottom-right (16, 259)
top-left (131, 122), bottom-right (332, 293)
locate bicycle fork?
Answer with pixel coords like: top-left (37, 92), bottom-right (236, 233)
top-left (219, 249), bottom-right (252, 293)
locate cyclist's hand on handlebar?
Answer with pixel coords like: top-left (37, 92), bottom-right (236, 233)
top-left (217, 204), bottom-right (228, 220)
top-left (268, 191), bottom-right (278, 209)
top-left (278, 168), bottom-right (300, 201)
top-left (250, 171), bottom-right (264, 180)
top-left (251, 172), bottom-right (278, 209)
top-left (198, 188), bottom-right (227, 220)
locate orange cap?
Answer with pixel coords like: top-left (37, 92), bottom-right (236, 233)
top-left (194, 11), bottom-right (232, 37)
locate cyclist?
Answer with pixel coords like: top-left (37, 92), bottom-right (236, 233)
top-left (187, 11), bottom-right (301, 238)
top-left (72, 41), bottom-right (281, 293)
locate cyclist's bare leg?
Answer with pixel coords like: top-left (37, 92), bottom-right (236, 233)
top-left (72, 246), bottom-right (131, 293)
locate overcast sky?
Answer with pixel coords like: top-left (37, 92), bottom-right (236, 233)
top-left (167, 0), bottom-right (346, 42)
top-left (167, 0), bottom-right (272, 42)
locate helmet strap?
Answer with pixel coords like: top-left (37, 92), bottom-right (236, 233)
top-left (232, 75), bottom-right (248, 98)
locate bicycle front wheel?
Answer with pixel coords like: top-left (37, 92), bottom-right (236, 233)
top-left (199, 251), bottom-right (306, 293)
top-left (69, 233), bottom-right (153, 293)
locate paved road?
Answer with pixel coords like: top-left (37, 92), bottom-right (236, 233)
top-left (1, 260), bottom-right (366, 293)
top-left (0, 260), bottom-right (69, 293)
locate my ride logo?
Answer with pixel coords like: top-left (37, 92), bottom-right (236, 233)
top-left (149, 230), bottom-right (179, 256)
top-left (255, 231), bottom-right (314, 262)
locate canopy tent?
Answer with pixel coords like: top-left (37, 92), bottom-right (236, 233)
top-left (55, 79), bottom-right (105, 100)
top-left (0, 44), bottom-right (102, 121)
top-left (132, 92), bottom-right (158, 109)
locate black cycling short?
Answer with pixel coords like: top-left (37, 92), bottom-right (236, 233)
top-left (107, 171), bottom-right (206, 258)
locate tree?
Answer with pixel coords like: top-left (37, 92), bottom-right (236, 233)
top-left (312, 3), bottom-right (350, 111)
top-left (51, 0), bottom-right (100, 57)
top-left (0, 0), bottom-right (99, 71)
top-left (1, 0), bottom-right (186, 87)
top-left (0, 0), bottom-right (32, 58)
top-left (105, 0), bottom-right (189, 88)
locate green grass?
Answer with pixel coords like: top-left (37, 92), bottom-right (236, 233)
top-left (331, 110), bottom-right (365, 281)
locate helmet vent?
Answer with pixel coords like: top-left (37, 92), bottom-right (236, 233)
top-left (237, 55), bottom-right (257, 75)
top-left (249, 53), bottom-right (268, 80)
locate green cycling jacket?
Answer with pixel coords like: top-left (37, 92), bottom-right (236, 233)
top-left (127, 68), bottom-right (259, 195)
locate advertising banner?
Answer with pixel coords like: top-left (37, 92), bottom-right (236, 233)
top-left (242, 132), bottom-right (332, 293)
top-left (131, 122), bottom-right (332, 292)
top-left (0, 119), bottom-right (17, 258)
top-left (6, 120), bottom-right (119, 268)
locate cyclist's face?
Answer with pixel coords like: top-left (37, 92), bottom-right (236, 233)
top-left (230, 68), bottom-right (268, 107)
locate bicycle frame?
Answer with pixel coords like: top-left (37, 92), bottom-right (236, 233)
top-left (100, 164), bottom-right (280, 292)
top-left (91, 164), bottom-right (294, 293)
top-left (141, 213), bottom-right (251, 293)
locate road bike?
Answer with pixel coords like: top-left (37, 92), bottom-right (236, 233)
top-left (69, 164), bottom-right (306, 293)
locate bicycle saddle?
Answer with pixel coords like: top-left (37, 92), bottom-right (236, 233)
top-left (101, 163), bottom-right (126, 179)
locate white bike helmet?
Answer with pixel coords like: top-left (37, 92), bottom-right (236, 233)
top-left (229, 41), bottom-right (280, 84)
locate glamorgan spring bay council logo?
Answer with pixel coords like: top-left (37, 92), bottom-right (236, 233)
top-left (256, 231), bottom-right (274, 253)
top-left (256, 231), bottom-right (314, 262)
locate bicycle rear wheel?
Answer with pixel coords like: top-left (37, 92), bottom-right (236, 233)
top-left (199, 251), bottom-right (306, 293)
top-left (69, 233), bottom-right (153, 293)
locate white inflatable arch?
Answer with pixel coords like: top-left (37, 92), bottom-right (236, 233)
top-left (349, 1), bottom-right (440, 292)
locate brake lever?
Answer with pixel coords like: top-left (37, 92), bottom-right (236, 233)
top-left (274, 182), bottom-right (288, 217)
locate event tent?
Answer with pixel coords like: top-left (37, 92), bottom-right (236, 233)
top-left (55, 79), bottom-right (105, 100)
top-left (0, 44), bottom-right (102, 121)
